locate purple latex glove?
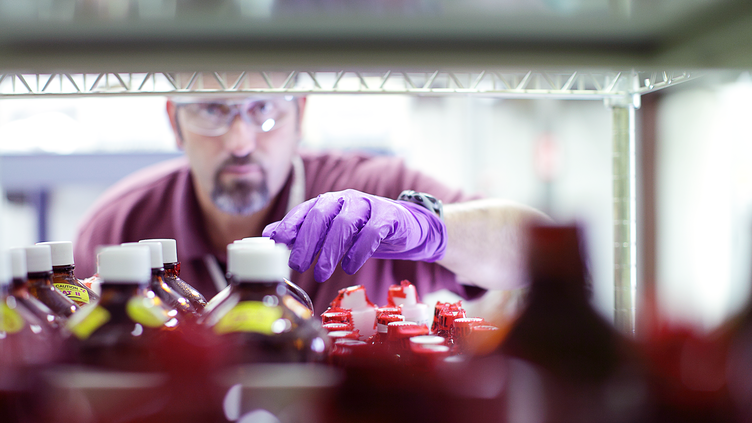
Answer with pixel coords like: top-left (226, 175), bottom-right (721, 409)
top-left (263, 189), bottom-right (447, 282)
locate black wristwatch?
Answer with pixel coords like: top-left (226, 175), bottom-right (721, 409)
top-left (397, 190), bottom-right (444, 221)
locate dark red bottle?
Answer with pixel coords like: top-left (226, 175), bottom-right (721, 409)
top-left (498, 224), bottom-right (650, 423)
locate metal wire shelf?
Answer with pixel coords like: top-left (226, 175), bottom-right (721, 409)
top-left (0, 69), bottom-right (695, 99)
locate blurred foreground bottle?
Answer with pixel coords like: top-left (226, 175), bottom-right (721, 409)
top-left (498, 224), bottom-right (650, 423)
top-left (201, 243), bottom-right (328, 364)
top-left (1, 251), bottom-right (60, 423)
top-left (123, 241), bottom-right (198, 319)
top-left (24, 245), bottom-right (77, 319)
top-left (37, 241), bottom-right (98, 307)
top-left (1, 250), bottom-right (61, 367)
top-left (8, 248), bottom-right (62, 330)
top-left (66, 245), bottom-right (172, 371)
top-left (139, 239), bottom-right (207, 312)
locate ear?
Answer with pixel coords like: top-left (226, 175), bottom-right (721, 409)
top-left (166, 99), bottom-right (184, 150)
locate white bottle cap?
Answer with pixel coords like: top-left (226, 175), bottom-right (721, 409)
top-left (99, 245), bottom-right (151, 284)
top-left (36, 241), bottom-right (75, 266)
top-left (401, 303), bottom-right (429, 326)
top-left (24, 245), bottom-right (53, 273)
top-left (9, 248), bottom-right (27, 279)
top-left (339, 286), bottom-right (371, 311)
top-left (122, 242), bottom-right (162, 269)
top-left (227, 243), bottom-right (290, 282)
top-left (233, 237), bottom-right (276, 246)
top-left (139, 239), bottom-right (177, 263)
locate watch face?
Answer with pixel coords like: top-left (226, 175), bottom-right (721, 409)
top-left (398, 190), bottom-right (444, 221)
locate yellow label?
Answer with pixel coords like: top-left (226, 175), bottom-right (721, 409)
top-left (54, 283), bottom-right (90, 304)
top-left (68, 305), bottom-right (110, 340)
top-left (0, 303), bottom-right (25, 334)
top-left (214, 301), bottom-right (283, 335)
top-left (126, 297), bottom-right (170, 328)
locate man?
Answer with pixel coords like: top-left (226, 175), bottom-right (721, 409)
top-left (74, 87), bottom-right (548, 313)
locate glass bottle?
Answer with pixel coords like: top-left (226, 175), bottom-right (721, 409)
top-left (8, 248), bottom-right (61, 330)
top-left (123, 241), bottom-right (198, 319)
top-left (24, 245), bottom-right (77, 319)
top-left (1, 250), bottom-right (60, 368)
top-left (66, 245), bottom-right (172, 371)
top-left (139, 238), bottom-right (207, 312)
top-left (204, 237), bottom-right (276, 314)
top-left (37, 241), bottom-right (99, 307)
top-left (200, 243), bottom-right (328, 364)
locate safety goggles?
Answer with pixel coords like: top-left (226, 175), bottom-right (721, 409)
top-left (173, 96), bottom-right (296, 137)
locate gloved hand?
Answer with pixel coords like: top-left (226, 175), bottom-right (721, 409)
top-left (263, 189), bottom-right (447, 282)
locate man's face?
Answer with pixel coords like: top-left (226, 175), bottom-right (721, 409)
top-left (167, 95), bottom-right (305, 215)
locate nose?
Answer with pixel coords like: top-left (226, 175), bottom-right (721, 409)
top-left (222, 115), bottom-right (258, 157)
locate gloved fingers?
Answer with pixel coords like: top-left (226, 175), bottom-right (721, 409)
top-left (314, 197), bottom-right (371, 282)
top-left (341, 221), bottom-right (391, 275)
top-left (262, 197), bottom-right (319, 244)
top-left (288, 193), bottom-right (343, 273)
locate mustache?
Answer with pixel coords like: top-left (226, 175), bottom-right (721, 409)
top-left (219, 155), bottom-right (256, 169)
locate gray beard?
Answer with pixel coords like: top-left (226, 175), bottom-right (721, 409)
top-left (211, 178), bottom-right (270, 215)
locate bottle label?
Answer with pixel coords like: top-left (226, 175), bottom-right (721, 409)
top-left (0, 303), bottom-right (25, 334)
top-left (67, 305), bottom-right (111, 340)
top-left (214, 301), bottom-right (283, 335)
top-left (126, 297), bottom-right (170, 328)
top-left (54, 283), bottom-right (90, 304)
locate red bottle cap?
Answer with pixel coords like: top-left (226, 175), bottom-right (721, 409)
top-left (467, 324), bottom-right (502, 356)
top-left (323, 322), bottom-right (353, 333)
top-left (452, 317), bottom-right (485, 339)
top-left (322, 309), bottom-right (352, 325)
top-left (377, 314), bottom-right (405, 334)
top-left (409, 335), bottom-right (446, 353)
top-left (327, 330), bottom-right (360, 341)
top-left (376, 307), bottom-right (402, 316)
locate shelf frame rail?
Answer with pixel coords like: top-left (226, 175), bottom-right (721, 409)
top-left (0, 70), bottom-right (692, 99)
top-left (608, 92), bottom-right (640, 336)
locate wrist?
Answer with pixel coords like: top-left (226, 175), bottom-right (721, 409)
top-left (397, 190), bottom-right (444, 221)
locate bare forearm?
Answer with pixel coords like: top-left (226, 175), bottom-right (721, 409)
top-left (437, 198), bottom-right (551, 290)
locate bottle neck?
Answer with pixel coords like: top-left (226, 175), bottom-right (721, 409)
top-left (98, 282), bottom-right (145, 307)
top-left (528, 275), bottom-right (590, 304)
top-left (229, 278), bottom-right (284, 300)
top-left (52, 264), bottom-right (75, 275)
top-left (51, 264), bottom-right (79, 284)
top-left (11, 277), bottom-right (28, 291)
top-left (27, 271), bottom-right (54, 287)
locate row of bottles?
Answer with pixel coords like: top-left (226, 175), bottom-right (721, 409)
top-left (1, 236), bottom-right (328, 423)
top-left (4, 226), bottom-right (752, 423)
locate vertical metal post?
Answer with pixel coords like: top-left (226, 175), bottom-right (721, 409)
top-left (612, 96), bottom-right (638, 336)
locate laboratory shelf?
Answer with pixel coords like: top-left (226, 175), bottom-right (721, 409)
top-left (0, 70), bottom-right (695, 99)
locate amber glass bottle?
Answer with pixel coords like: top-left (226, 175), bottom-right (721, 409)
top-left (23, 245), bottom-right (77, 319)
top-left (66, 245), bottom-right (172, 371)
top-left (123, 242), bottom-right (198, 319)
top-left (139, 238), bottom-right (207, 312)
top-left (37, 241), bottom-right (98, 307)
top-left (204, 237), bottom-right (276, 314)
top-left (8, 248), bottom-right (62, 330)
top-left (200, 243), bottom-right (328, 364)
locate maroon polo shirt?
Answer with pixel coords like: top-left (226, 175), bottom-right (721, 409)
top-left (74, 150), bottom-right (485, 313)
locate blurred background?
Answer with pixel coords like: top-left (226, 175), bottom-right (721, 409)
top-left (1, 71), bottom-right (751, 333)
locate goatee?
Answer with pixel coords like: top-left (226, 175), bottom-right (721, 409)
top-left (211, 157), bottom-right (270, 215)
